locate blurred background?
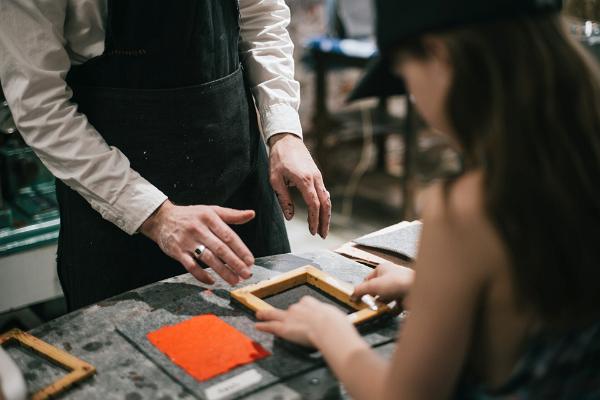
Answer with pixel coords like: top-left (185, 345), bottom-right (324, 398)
top-left (1, 0), bottom-right (598, 331)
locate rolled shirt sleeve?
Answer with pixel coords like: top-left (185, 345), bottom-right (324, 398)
top-left (239, 0), bottom-right (303, 142)
top-left (0, 0), bottom-right (167, 234)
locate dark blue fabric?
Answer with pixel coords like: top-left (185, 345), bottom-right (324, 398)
top-left (456, 320), bottom-right (600, 399)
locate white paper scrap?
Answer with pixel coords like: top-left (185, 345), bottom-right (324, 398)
top-left (205, 369), bottom-right (262, 400)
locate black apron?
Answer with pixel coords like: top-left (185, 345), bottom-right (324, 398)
top-left (57, 0), bottom-right (290, 311)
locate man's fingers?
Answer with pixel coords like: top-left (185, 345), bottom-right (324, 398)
top-left (196, 248), bottom-right (240, 285)
top-left (180, 254), bottom-right (215, 285)
top-left (199, 228), bottom-right (252, 279)
top-left (207, 214), bottom-right (255, 266)
top-left (255, 321), bottom-right (284, 335)
top-left (314, 175), bottom-right (331, 239)
top-left (270, 174), bottom-right (295, 220)
top-left (213, 207), bottom-right (256, 225)
top-left (291, 173), bottom-right (320, 236)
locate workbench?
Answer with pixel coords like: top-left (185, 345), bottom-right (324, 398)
top-left (8, 250), bottom-right (399, 400)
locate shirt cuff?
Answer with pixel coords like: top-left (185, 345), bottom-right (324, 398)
top-left (90, 176), bottom-right (168, 235)
top-left (259, 103), bottom-right (303, 143)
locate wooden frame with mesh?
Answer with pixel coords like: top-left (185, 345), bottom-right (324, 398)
top-left (231, 265), bottom-right (390, 325)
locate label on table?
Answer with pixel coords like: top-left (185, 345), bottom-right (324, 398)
top-left (205, 369), bottom-right (262, 400)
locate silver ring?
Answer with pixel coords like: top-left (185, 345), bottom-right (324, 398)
top-left (194, 244), bottom-right (206, 256)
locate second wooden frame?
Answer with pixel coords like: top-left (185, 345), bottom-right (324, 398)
top-left (0, 329), bottom-right (96, 400)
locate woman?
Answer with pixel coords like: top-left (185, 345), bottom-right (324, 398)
top-left (256, 0), bottom-right (600, 398)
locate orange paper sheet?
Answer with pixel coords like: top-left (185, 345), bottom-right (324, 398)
top-left (147, 314), bottom-right (270, 382)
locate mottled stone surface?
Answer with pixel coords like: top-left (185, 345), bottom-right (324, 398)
top-left (7, 251), bottom-right (400, 399)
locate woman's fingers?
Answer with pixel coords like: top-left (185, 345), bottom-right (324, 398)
top-left (352, 279), bottom-right (397, 302)
top-left (256, 307), bottom-right (286, 321)
top-left (256, 308), bottom-right (287, 335)
top-left (353, 269), bottom-right (415, 303)
top-left (364, 269), bottom-right (378, 281)
top-left (352, 279), bottom-right (378, 299)
top-left (255, 321), bottom-right (284, 335)
top-left (256, 299), bottom-right (328, 348)
top-left (299, 295), bottom-right (320, 306)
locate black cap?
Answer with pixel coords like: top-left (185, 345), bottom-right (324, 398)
top-left (349, 0), bottom-right (562, 101)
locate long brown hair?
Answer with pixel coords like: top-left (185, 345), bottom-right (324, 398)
top-left (400, 14), bottom-right (600, 329)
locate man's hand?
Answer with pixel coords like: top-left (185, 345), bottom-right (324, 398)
top-left (140, 200), bottom-right (256, 286)
top-left (268, 133), bottom-right (331, 238)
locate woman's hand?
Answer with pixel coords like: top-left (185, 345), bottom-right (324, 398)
top-left (352, 262), bottom-right (415, 304)
top-left (140, 200), bottom-right (256, 286)
top-left (256, 296), bottom-right (354, 347)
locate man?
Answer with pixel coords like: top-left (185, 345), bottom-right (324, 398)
top-left (0, 0), bottom-right (330, 310)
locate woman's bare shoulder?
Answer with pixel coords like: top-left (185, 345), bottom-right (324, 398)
top-left (419, 172), bottom-right (508, 275)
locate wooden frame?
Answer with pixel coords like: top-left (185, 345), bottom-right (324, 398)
top-left (0, 329), bottom-right (95, 400)
top-left (231, 265), bottom-right (391, 325)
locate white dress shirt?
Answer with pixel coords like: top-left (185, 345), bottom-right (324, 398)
top-left (0, 0), bottom-right (302, 235)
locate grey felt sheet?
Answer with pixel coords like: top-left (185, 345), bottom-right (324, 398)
top-left (116, 264), bottom-right (398, 400)
top-left (263, 284), bottom-right (355, 314)
top-left (353, 222), bottom-right (423, 259)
